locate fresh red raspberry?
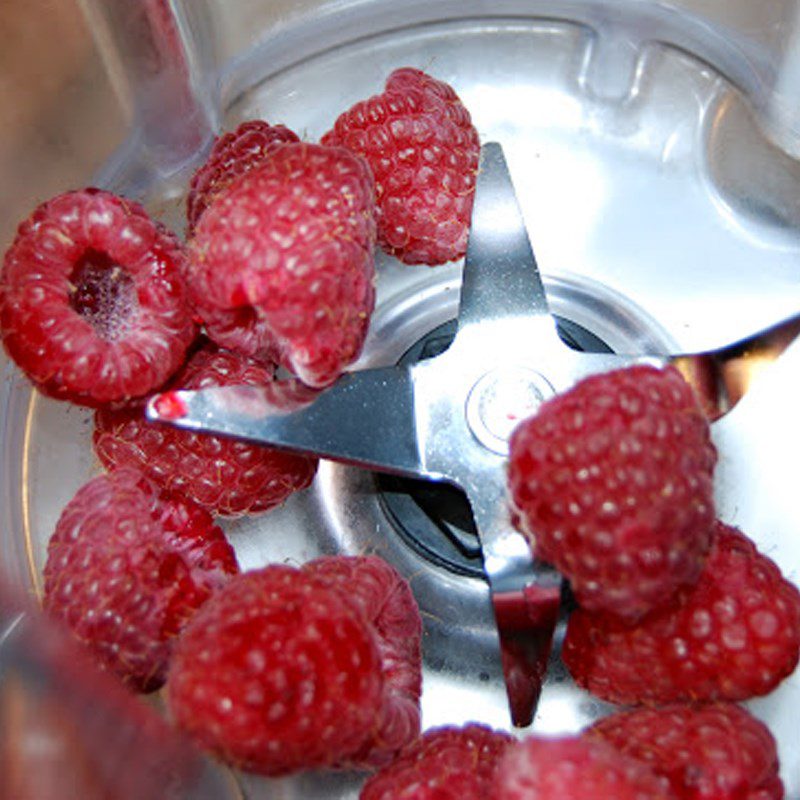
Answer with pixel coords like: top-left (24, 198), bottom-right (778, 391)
top-left (587, 703), bottom-right (783, 800)
top-left (322, 67), bottom-right (480, 266)
top-left (186, 142), bottom-right (376, 387)
top-left (42, 468), bottom-right (239, 692)
top-left (563, 521), bottom-right (800, 704)
top-left (360, 724), bottom-right (514, 800)
top-left (508, 364), bottom-right (717, 621)
top-left (186, 120), bottom-right (300, 235)
top-left (165, 563), bottom-right (386, 775)
top-left (494, 734), bottom-right (676, 800)
top-left (303, 555), bottom-right (423, 767)
top-left (0, 189), bottom-right (196, 407)
top-left (93, 341), bottom-right (318, 517)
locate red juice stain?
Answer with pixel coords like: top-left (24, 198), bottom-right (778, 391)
top-left (153, 391), bottom-right (188, 421)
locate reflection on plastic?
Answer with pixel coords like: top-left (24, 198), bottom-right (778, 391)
top-left (0, 579), bottom-right (235, 800)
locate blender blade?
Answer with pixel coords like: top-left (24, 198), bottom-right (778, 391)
top-left (148, 142), bottom-right (800, 727)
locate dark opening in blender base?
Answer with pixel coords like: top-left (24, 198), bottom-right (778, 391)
top-left (376, 317), bottom-right (612, 577)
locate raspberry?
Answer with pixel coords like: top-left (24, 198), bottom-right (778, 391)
top-left (93, 341), bottom-right (318, 517)
top-left (494, 735), bottom-right (676, 800)
top-left (0, 189), bottom-right (196, 407)
top-left (186, 142), bottom-right (376, 387)
top-left (165, 563), bottom-right (386, 775)
top-left (42, 468), bottom-right (239, 692)
top-left (322, 67), bottom-right (480, 265)
top-left (186, 120), bottom-right (300, 235)
top-left (563, 521), bottom-right (800, 704)
top-left (304, 555), bottom-right (423, 767)
top-left (587, 703), bottom-right (783, 800)
top-left (360, 724), bottom-right (514, 800)
top-left (508, 364), bottom-right (717, 621)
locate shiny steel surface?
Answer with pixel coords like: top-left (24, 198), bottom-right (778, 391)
top-left (149, 144), bottom-right (640, 726)
top-left (4, 10), bottom-right (800, 799)
top-left (671, 314), bottom-right (800, 420)
top-left (153, 368), bottom-right (423, 478)
top-left (150, 142), bottom-right (800, 731)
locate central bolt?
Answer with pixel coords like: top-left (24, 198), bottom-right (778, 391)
top-left (465, 367), bottom-right (555, 455)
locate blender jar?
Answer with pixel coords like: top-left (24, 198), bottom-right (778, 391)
top-left (2, 1), bottom-right (800, 798)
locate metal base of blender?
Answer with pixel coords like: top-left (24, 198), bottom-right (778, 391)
top-left (376, 316), bottom-right (611, 580)
top-left (8, 11), bottom-right (800, 800)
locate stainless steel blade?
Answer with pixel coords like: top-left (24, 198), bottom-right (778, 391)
top-left (147, 367), bottom-right (427, 479)
top-left (457, 142), bottom-right (554, 328)
top-left (146, 140), bottom-right (800, 733)
top-left (461, 473), bottom-right (561, 728)
top-left (669, 312), bottom-right (800, 420)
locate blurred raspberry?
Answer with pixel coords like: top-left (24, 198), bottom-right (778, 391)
top-left (508, 364), bottom-right (716, 621)
top-left (563, 521), bottom-right (800, 704)
top-left (323, 67), bottom-right (480, 265)
top-left (494, 735), bottom-right (676, 800)
top-left (0, 583), bottom-right (226, 800)
top-left (186, 142), bottom-right (376, 387)
top-left (43, 468), bottom-right (238, 692)
top-left (93, 341), bottom-right (317, 517)
top-left (0, 189), bottom-right (196, 407)
top-left (186, 120), bottom-right (300, 235)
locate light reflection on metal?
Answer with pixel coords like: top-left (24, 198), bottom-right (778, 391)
top-left (148, 142), bottom-right (800, 729)
top-left (671, 316), bottom-right (800, 420)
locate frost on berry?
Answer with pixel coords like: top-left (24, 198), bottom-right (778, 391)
top-left (494, 735), bottom-right (676, 800)
top-left (322, 67), bottom-right (480, 266)
top-left (508, 364), bottom-right (717, 621)
top-left (42, 468), bottom-right (238, 692)
top-left (0, 189), bottom-right (196, 407)
top-left (563, 521), bottom-right (800, 705)
top-left (185, 142), bottom-right (376, 387)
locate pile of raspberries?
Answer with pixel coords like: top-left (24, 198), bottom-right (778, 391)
top-left (1, 66), bottom-right (798, 798)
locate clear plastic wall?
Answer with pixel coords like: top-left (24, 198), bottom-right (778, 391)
top-left (3, 0), bottom-right (800, 674)
top-left (91, 0), bottom-right (800, 176)
top-left (2, 1), bottom-right (800, 796)
top-left (3, 0), bottom-right (800, 661)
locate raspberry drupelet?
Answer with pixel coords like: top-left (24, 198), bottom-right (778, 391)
top-left (360, 724), bottom-right (514, 800)
top-left (304, 555), bottom-right (423, 768)
top-left (563, 521), bottom-right (800, 705)
top-left (185, 142), bottom-right (377, 388)
top-left (186, 119), bottom-right (300, 235)
top-left (494, 734), bottom-right (676, 800)
top-left (166, 563), bottom-right (387, 775)
top-left (587, 702), bottom-right (784, 800)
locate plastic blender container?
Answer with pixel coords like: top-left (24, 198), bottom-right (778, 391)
top-left (2, 2), bottom-right (800, 798)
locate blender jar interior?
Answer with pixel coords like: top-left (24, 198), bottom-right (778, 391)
top-left (2, 1), bottom-right (800, 798)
